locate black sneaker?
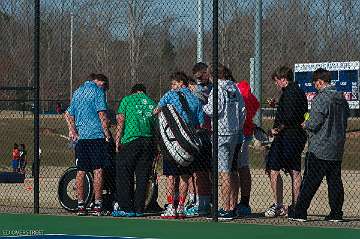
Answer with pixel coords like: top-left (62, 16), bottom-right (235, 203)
top-left (219, 210), bottom-right (234, 221)
top-left (290, 215), bottom-right (307, 222)
top-left (289, 210), bottom-right (307, 222)
top-left (324, 214), bottom-right (343, 222)
top-left (287, 205), bottom-right (295, 220)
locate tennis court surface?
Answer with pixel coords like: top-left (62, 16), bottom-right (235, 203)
top-left (0, 213), bottom-right (359, 239)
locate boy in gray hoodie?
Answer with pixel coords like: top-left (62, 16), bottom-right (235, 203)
top-left (203, 65), bottom-right (246, 220)
top-left (291, 68), bottom-right (350, 222)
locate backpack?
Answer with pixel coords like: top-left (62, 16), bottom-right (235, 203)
top-left (158, 103), bottom-right (201, 167)
top-left (158, 91), bottom-right (212, 167)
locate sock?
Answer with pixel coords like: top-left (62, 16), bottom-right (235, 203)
top-left (240, 196), bottom-right (250, 207)
top-left (167, 195), bottom-right (174, 205)
top-left (195, 195), bottom-right (200, 207)
top-left (178, 196), bottom-right (186, 206)
top-left (188, 193), bottom-right (195, 204)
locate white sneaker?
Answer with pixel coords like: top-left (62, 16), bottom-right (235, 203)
top-left (161, 204), bottom-right (176, 219)
top-left (113, 202), bottom-right (119, 211)
top-left (264, 204), bottom-right (287, 218)
top-left (176, 205), bottom-right (185, 219)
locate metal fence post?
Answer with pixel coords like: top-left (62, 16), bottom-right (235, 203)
top-left (70, 0), bottom-right (74, 100)
top-left (212, 0), bottom-right (219, 222)
top-left (33, 0), bottom-right (41, 214)
top-left (254, 0), bottom-right (263, 128)
top-left (197, 0), bottom-right (204, 63)
top-left (250, 57), bottom-right (255, 93)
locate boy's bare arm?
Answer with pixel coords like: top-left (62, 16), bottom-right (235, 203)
top-left (98, 111), bottom-right (111, 141)
top-left (64, 112), bottom-right (78, 141)
top-left (115, 114), bottom-right (125, 152)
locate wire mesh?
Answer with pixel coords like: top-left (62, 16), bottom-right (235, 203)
top-left (0, 0), bottom-right (34, 213)
top-left (0, 0), bottom-right (360, 228)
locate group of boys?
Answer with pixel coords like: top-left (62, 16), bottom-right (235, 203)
top-left (109, 63), bottom-right (256, 220)
top-left (65, 64), bottom-right (349, 222)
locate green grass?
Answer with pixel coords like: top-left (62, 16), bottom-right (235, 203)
top-left (0, 117), bottom-right (360, 170)
top-left (0, 117), bottom-right (73, 169)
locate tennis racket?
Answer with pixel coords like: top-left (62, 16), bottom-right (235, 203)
top-left (253, 126), bottom-right (273, 145)
top-left (346, 128), bottom-right (360, 133)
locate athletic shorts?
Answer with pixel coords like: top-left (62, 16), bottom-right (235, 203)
top-left (192, 140), bottom-right (212, 172)
top-left (266, 129), bottom-right (306, 172)
top-left (218, 134), bottom-right (241, 173)
top-left (234, 136), bottom-right (252, 169)
top-left (75, 138), bottom-right (110, 172)
top-left (162, 148), bottom-right (192, 176)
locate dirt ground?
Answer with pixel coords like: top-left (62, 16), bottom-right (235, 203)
top-left (1, 166), bottom-right (360, 221)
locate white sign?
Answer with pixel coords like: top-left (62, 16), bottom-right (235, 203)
top-left (295, 61), bottom-right (360, 72)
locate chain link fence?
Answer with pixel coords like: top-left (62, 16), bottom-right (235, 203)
top-left (1, 0), bottom-right (360, 228)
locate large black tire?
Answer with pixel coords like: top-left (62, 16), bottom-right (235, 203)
top-left (145, 176), bottom-right (156, 208)
top-left (58, 167), bottom-right (93, 211)
top-left (144, 175), bottom-right (162, 212)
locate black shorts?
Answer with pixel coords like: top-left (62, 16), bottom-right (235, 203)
top-left (161, 143), bottom-right (212, 176)
top-left (162, 147), bottom-right (192, 176)
top-left (191, 147), bottom-right (212, 172)
top-left (266, 129), bottom-right (306, 172)
top-left (161, 129), bottom-right (211, 175)
top-left (75, 138), bottom-right (110, 172)
top-left (192, 129), bottom-right (212, 172)
top-left (231, 143), bottom-right (242, 172)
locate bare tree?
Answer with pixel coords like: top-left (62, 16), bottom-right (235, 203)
top-left (125, 0), bottom-right (155, 85)
top-left (341, 0), bottom-right (354, 58)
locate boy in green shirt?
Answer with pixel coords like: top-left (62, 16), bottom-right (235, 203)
top-left (112, 84), bottom-right (157, 217)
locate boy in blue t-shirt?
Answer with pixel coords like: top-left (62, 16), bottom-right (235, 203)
top-left (156, 72), bottom-right (204, 219)
top-left (65, 73), bottom-right (111, 216)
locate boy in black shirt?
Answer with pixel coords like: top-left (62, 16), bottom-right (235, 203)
top-left (264, 66), bottom-right (308, 218)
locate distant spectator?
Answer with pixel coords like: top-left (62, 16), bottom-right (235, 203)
top-left (56, 102), bottom-right (63, 114)
top-left (12, 143), bottom-right (20, 173)
top-left (188, 77), bottom-right (197, 92)
top-left (19, 144), bottom-right (27, 174)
